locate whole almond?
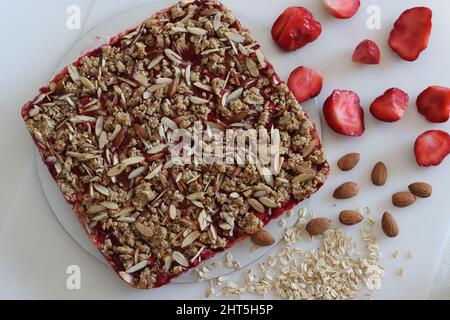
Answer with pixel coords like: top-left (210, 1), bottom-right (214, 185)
top-left (392, 191), bottom-right (416, 207)
top-left (333, 182), bottom-right (359, 199)
top-left (113, 128), bottom-right (126, 149)
top-left (408, 182), bottom-right (432, 198)
top-left (371, 161), bottom-right (387, 186)
top-left (250, 229), bottom-right (275, 246)
top-left (382, 212), bottom-right (399, 238)
top-left (306, 218), bottom-right (331, 236)
top-left (338, 210), bottom-right (364, 226)
top-left (337, 153), bottom-right (360, 171)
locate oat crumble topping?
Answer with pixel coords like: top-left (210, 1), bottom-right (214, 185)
top-left (22, 0), bottom-right (329, 288)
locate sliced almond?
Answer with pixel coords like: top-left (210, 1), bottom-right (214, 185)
top-left (148, 54), bottom-right (164, 69)
top-left (246, 57), bottom-right (259, 77)
top-left (93, 183), bottom-right (110, 196)
top-left (190, 96), bottom-right (210, 104)
top-left (161, 117), bottom-right (178, 131)
top-left (128, 166), bottom-right (146, 179)
top-left (172, 251), bottom-right (189, 267)
top-left (225, 31), bottom-right (245, 43)
top-left (187, 26), bottom-right (208, 36)
top-left (80, 77), bottom-right (95, 91)
top-left (100, 201), bottom-right (119, 210)
top-left (292, 173), bottom-right (314, 184)
top-left (122, 156), bottom-right (145, 166)
top-left (107, 163), bottom-right (128, 177)
top-left (169, 204), bottom-right (177, 220)
top-left (135, 222), bottom-right (154, 237)
top-left (125, 260), bottom-right (148, 274)
top-left (258, 196), bottom-right (278, 208)
top-left (145, 164), bottom-right (162, 180)
top-left (248, 198), bottom-right (265, 213)
top-left (181, 231), bottom-right (200, 248)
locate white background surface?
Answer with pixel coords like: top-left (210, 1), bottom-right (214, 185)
top-left (0, 0), bottom-right (448, 299)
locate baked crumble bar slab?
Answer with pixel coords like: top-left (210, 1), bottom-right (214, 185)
top-left (21, 0), bottom-right (329, 288)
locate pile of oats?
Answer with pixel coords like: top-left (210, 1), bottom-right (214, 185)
top-left (21, 0), bottom-right (328, 288)
top-left (207, 208), bottom-right (385, 300)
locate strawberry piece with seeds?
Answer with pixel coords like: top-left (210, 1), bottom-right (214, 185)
top-left (323, 90), bottom-right (365, 136)
top-left (352, 39), bottom-right (380, 64)
top-left (416, 86), bottom-right (450, 123)
top-left (370, 88), bottom-right (409, 122)
top-left (288, 66), bottom-right (323, 103)
top-left (388, 7), bottom-right (432, 61)
top-left (414, 130), bottom-right (450, 167)
top-left (271, 7), bottom-right (322, 51)
top-left (322, 0), bottom-right (360, 19)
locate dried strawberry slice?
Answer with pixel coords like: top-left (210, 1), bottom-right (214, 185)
top-left (414, 130), bottom-right (450, 167)
top-left (352, 39), bottom-right (380, 64)
top-left (370, 88), bottom-right (409, 122)
top-left (271, 7), bottom-right (322, 51)
top-left (287, 66), bottom-right (323, 103)
top-left (416, 86), bottom-right (450, 123)
top-left (388, 7), bottom-right (432, 61)
top-left (322, 0), bottom-right (360, 19)
top-left (323, 90), bottom-right (365, 136)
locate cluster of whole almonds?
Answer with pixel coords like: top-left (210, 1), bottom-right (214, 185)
top-left (326, 152), bottom-right (433, 238)
top-left (252, 153), bottom-right (434, 241)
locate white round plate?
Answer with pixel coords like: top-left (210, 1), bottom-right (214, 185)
top-left (36, 1), bottom-right (318, 284)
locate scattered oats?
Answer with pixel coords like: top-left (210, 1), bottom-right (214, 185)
top-left (205, 285), bottom-right (215, 298)
top-left (407, 251), bottom-right (413, 259)
top-left (393, 250), bottom-right (399, 258)
top-left (398, 267), bottom-right (405, 277)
